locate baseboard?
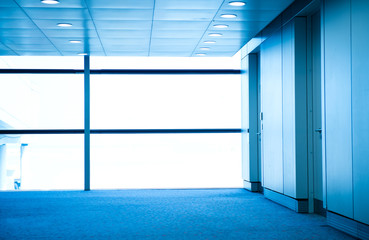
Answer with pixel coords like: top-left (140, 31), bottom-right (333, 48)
top-left (243, 180), bottom-right (261, 192)
top-left (327, 211), bottom-right (369, 240)
top-left (263, 188), bottom-right (308, 213)
top-left (314, 198), bottom-right (326, 216)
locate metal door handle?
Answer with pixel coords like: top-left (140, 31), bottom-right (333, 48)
top-left (256, 132), bottom-right (261, 135)
top-left (315, 128), bottom-right (322, 133)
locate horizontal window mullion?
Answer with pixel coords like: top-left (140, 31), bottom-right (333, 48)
top-left (0, 129), bottom-right (242, 134)
top-left (0, 69), bottom-right (242, 75)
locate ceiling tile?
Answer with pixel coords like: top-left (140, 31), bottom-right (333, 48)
top-left (150, 45), bottom-right (195, 52)
top-left (86, 0), bottom-right (154, 9)
top-left (6, 44), bottom-right (57, 51)
top-left (61, 51), bottom-right (105, 56)
top-left (195, 45), bottom-right (243, 52)
top-left (42, 29), bottom-right (98, 38)
top-left (0, 42), bottom-right (10, 50)
top-left (150, 51), bottom-right (191, 57)
top-left (104, 45), bottom-right (149, 51)
top-left (54, 44), bottom-right (103, 52)
top-left (23, 8), bottom-right (90, 20)
top-left (101, 38), bottom-right (150, 45)
top-left (15, 0), bottom-right (86, 8)
top-left (150, 38), bottom-right (199, 46)
top-left (0, 28), bottom-right (44, 37)
top-left (98, 30), bottom-right (151, 38)
top-left (204, 30), bottom-right (256, 39)
top-left (210, 20), bottom-right (270, 31)
top-left (221, 0), bottom-right (294, 11)
top-left (90, 9), bottom-right (153, 20)
top-left (154, 9), bottom-right (216, 21)
top-left (155, 0), bottom-right (223, 9)
top-left (19, 51), bottom-right (61, 56)
top-left (48, 37), bottom-right (101, 45)
top-left (151, 30), bottom-right (204, 39)
top-left (0, 19), bottom-right (36, 29)
top-left (0, 7), bottom-right (28, 19)
top-left (199, 38), bottom-right (249, 46)
top-left (215, 10), bottom-right (281, 22)
top-left (152, 21), bottom-right (209, 30)
top-left (0, 50), bottom-right (17, 55)
top-left (192, 50), bottom-right (239, 57)
top-left (95, 20), bottom-right (152, 30)
top-left (33, 19), bottom-right (95, 29)
top-left (104, 51), bottom-right (148, 56)
top-left (0, 0), bottom-right (19, 7)
top-left (0, 37), bottom-right (51, 45)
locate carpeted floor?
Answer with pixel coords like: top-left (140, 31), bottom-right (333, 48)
top-left (0, 189), bottom-right (354, 239)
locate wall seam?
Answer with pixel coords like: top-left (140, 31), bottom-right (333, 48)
top-left (281, 26), bottom-right (285, 195)
top-left (349, 0), bottom-right (355, 222)
top-left (321, 0), bottom-right (328, 210)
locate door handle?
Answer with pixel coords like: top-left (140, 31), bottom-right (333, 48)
top-left (256, 132), bottom-right (261, 135)
top-left (315, 128), bottom-right (322, 133)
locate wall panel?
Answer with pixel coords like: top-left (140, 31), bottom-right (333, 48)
top-left (352, 0), bottom-right (369, 225)
top-left (261, 31), bottom-right (284, 193)
top-left (241, 56), bottom-right (251, 181)
top-left (282, 20), bottom-right (296, 197)
top-left (324, 0), bottom-right (353, 218)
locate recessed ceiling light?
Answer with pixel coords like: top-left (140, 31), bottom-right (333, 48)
top-left (213, 24), bottom-right (229, 29)
top-left (200, 47), bottom-right (210, 51)
top-left (220, 14), bottom-right (237, 18)
top-left (208, 33), bottom-right (223, 37)
top-left (41, 0), bottom-right (59, 4)
top-left (228, 1), bottom-right (246, 6)
top-left (78, 53), bottom-right (88, 56)
top-left (57, 23), bottom-right (72, 27)
top-left (69, 40), bottom-right (82, 44)
top-left (196, 53), bottom-right (206, 56)
top-left (204, 41), bottom-right (216, 44)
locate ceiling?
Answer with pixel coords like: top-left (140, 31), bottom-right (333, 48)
top-left (0, 0), bottom-right (294, 57)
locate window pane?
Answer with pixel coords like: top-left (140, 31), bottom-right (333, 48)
top-left (91, 134), bottom-right (242, 189)
top-left (0, 56), bottom-right (83, 69)
top-left (90, 53), bottom-right (241, 69)
top-left (0, 134), bottom-right (83, 190)
top-left (0, 74), bottom-right (83, 129)
top-left (91, 75), bottom-right (241, 129)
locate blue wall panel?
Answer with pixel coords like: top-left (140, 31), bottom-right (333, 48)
top-left (324, 0), bottom-right (353, 218)
top-left (261, 30), bottom-right (284, 193)
top-left (352, 0), bottom-right (369, 225)
top-left (282, 20), bottom-right (296, 198)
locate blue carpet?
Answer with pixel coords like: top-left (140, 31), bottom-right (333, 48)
top-left (0, 189), bottom-right (354, 239)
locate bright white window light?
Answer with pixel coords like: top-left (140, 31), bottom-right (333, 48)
top-left (208, 33), bottom-right (223, 37)
top-left (213, 24), bottom-right (229, 29)
top-left (199, 47), bottom-right (210, 51)
top-left (228, 1), bottom-right (246, 6)
top-left (41, 0), bottom-right (59, 4)
top-left (204, 41), bottom-right (216, 44)
top-left (220, 14), bottom-right (237, 18)
top-left (69, 40), bottom-right (82, 44)
top-left (196, 53), bottom-right (206, 56)
top-left (78, 53), bottom-right (88, 56)
top-left (57, 23), bottom-right (72, 27)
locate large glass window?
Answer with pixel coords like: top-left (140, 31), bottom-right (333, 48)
top-left (91, 134), bottom-right (241, 189)
top-left (0, 74), bottom-right (83, 129)
top-left (0, 55), bottom-right (242, 190)
top-left (0, 134), bottom-right (83, 190)
top-left (91, 75), bottom-right (241, 129)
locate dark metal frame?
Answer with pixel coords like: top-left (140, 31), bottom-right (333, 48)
top-left (0, 69), bottom-right (242, 75)
top-left (0, 129), bottom-right (242, 134)
top-left (0, 56), bottom-right (242, 191)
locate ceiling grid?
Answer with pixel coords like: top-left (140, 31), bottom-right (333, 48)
top-left (0, 0), bottom-right (294, 57)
